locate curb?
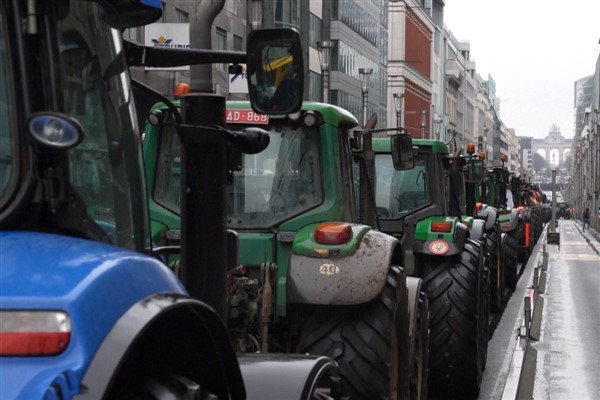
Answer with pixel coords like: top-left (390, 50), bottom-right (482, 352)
top-left (499, 225), bottom-right (550, 400)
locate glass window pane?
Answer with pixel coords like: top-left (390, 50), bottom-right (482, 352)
top-left (0, 12), bottom-right (15, 206)
top-left (175, 8), bottom-right (189, 23)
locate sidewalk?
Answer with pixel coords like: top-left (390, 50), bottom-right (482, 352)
top-left (571, 218), bottom-right (600, 251)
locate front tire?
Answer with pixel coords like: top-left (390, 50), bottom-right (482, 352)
top-left (298, 265), bottom-right (411, 400)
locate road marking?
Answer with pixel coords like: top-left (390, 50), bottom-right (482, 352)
top-left (560, 254), bottom-right (599, 261)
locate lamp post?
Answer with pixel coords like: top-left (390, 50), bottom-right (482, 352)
top-left (317, 40), bottom-right (332, 104)
top-left (358, 67), bottom-right (374, 227)
top-left (594, 109), bottom-right (600, 230)
top-left (248, 0), bottom-right (263, 30)
top-left (358, 68), bottom-right (372, 128)
top-left (393, 93), bottom-right (403, 129)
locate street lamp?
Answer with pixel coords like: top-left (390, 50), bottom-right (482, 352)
top-left (357, 68), bottom-right (375, 227)
top-left (358, 68), bottom-right (372, 128)
top-left (393, 93), bottom-right (403, 129)
top-left (248, 0), bottom-right (263, 30)
top-left (420, 109), bottom-right (427, 139)
top-left (317, 41), bottom-right (333, 103)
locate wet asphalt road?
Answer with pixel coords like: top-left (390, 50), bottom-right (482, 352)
top-left (531, 220), bottom-right (600, 399)
top-left (475, 219), bottom-right (600, 400)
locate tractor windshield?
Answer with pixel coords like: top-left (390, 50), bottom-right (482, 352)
top-left (0, 15), bottom-right (14, 210)
top-left (59, 3), bottom-right (150, 250)
top-left (226, 126), bottom-right (322, 229)
top-left (374, 153), bottom-right (430, 219)
top-left (150, 124), bottom-right (323, 229)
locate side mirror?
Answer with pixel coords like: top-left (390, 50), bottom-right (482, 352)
top-left (391, 133), bottom-right (415, 170)
top-left (246, 28), bottom-right (304, 115)
top-left (465, 159), bottom-right (484, 183)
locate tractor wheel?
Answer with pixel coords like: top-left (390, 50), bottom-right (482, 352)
top-left (111, 373), bottom-right (215, 400)
top-left (422, 238), bottom-right (487, 399)
top-left (504, 233), bottom-right (519, 290)
top-left (485, 229), bottom-right (504, 313)
top-left (471, 238), bottom-right (490, 363)
top-left (409, 289), bottom-right (430, 400)
top-left (297, 265), bottom-right (412, 400)
top-left (516, 219), bottom-right (529, 263)
top-left (531, 207), bottom-right (544, 243)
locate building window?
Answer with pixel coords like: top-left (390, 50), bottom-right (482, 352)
top-left (216, 28), bottom-right (227, 72)
top-left (275, 0), bottom-right (301, 29)
top-left (309, 13), bottom-right (322, 48)
top-left (380, 27), bottom-right (387, 65)
top-left (233, 34), bottom-right (243, 51)
top-left (332, 0), bottom-right (379, 46)
top-left (123, 27), bottom-right (141, 43)
top-left (175, 8), bottom-right (189, 23)
top-left (308, 70), bottom-right (322, 102)
top-left (161, 2), bottom-right (167, 22)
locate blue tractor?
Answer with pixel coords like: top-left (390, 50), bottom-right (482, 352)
top-left (0, 1), bottom-right (339, 398)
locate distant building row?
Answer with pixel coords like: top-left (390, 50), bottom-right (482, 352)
top-left (128, 0), bottom-right (588, 179)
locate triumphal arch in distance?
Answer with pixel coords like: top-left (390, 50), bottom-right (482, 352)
top-left (532, 124), bottom-right (572, 166)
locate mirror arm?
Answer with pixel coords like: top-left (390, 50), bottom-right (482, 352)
top-left (124, 40), bottom-right (247, 68)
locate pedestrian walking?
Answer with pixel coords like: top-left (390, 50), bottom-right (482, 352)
top-left (582, 207), bottom-right (590, 232)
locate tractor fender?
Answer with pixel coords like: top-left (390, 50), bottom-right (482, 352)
top-left (76, 294), bottom-right (245, 400)
top-left (468, 218), bottom-right (486, 242)
top-left (477, 206), bottom-right (498, 232)
top-left (499, 209), bottom-right (519, 233)
top-left (238, 353), bottom-right (339, 400)
top-left (287, 230), bottom-right (400, 305)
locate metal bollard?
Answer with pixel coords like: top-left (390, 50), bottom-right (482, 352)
top-left (523, 296), bottom-right (531, 340)
top-left (542, 244), bottom-right (549, 271)
top-left (538, 270), bottom-right (547, 294)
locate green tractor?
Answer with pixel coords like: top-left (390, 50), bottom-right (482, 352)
top-left (465, 151), bottom-right (518, 311)
top-left (371, 138), bottom-right (490, 399)
top-left (516, 179), bottom-right (545, 250)
top-left (143, 101), bottom-right (429, 399)
top-left (509, 175), bottom-right (543, 264)
top-left (478, 159), bottom-right (523, 290)
top-left (556, 202), bottom-right (572, 219)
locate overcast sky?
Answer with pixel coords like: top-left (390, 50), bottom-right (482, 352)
top-left (443, 1), bottom-right (600, 139)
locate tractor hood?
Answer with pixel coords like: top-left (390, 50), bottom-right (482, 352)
top-left (0, 231), bottom-right (185, 399)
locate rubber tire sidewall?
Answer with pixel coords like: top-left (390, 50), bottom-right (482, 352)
top-left (503, 232), bottom-right (519, 290)
top-left (422, 238), bottom-right (487, 399)
top-left (297, 265), bottom-right (411, 400)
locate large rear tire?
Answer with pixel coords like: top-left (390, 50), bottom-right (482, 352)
top-left (422, 239), bottom-right (487, 399)
top-left (504, 232), bottom-right (519, 289)
top-left (111, 373), bottom-right (216, 400)
top-left (485, 229), bottom-right (504, 313)
top-left (409, 289), bottom-right (430, 400)
top-left (297, 265), bottom-right (411, 400)
top-left (530, 207), bottom-right (542, 243)
top-left (516, 219), bottom-right (530, 263)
